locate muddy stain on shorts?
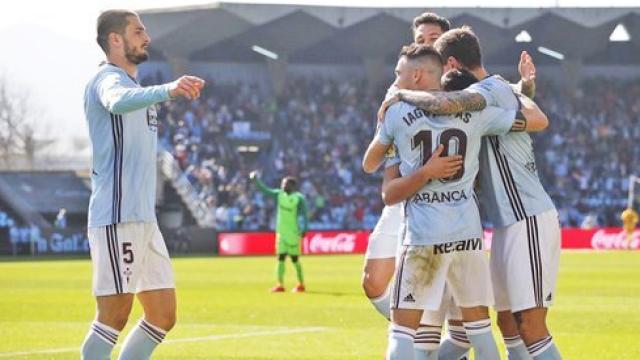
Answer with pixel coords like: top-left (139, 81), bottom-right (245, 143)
top-left (406, 246), bottom-right (443, 291)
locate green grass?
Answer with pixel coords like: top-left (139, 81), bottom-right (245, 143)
top-left (1, 251), bottom-right (639, 359)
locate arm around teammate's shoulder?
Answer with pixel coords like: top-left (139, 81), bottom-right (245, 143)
top-left (513, 94), bottom-right (548, 133)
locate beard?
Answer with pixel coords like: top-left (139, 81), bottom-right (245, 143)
top-left (124, 40), bottom-right (149, 65)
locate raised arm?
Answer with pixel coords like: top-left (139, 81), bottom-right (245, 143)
top-left (249, 171), bottom-right (279, 200)
top-left (514, 51), bottom-right (536, 99)
top-left (381, 145), bottom-right (463, 206)
top-left (97, 73), bottom-right (204, 114)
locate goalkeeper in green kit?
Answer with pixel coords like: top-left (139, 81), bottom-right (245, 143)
top-left (250, 171), bottom-right (309, 293)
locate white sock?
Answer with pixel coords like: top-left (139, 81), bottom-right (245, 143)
top-left (81, 321), bottom-right (119, 360)
top-left (370, 286), bottom-right (391, 320)
top-left (527, 336), bottom-right (562, 360)
top-left (438, 325), bottom-right (471, 360)
top-left (463, 319), bottom-right (500, 360)
top-left (414, 325), bottom-right (441, 360)
top-left (117, 319), bottom-right (167, 360)
top-left (387, 324), bottom-right (416, 360)
top-left (504, 335), bottom-right (532, 360)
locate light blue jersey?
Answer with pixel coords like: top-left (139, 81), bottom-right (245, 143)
top-left (378, 101), bottom-right (515, 245)
top-left (467, 76), bottom-right (556, 228)
top-left (84, 63), bottom-right (172, 227)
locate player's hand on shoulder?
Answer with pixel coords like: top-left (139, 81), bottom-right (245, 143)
top-left (169, 75), bottom-right (205, 100)
top-left (421, 145), bottom-right (463, 180)
top-left (377, 90), bottom-right (401, 124)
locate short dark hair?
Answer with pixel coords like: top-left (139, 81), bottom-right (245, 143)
top-left (412, 12), bottom-right (451, 33)
top-left (442, 69), bottom-right (478, 91)
top-left (399, 44), bottom-right (444, 67)
top-left (96, 9), bottom-right (137, 54)
top-left (283, 176), bottom-right (298, 190)
top-left (434, 26), bottom-right (482, 70)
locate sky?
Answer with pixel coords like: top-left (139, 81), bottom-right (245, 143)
top-left (0, 0), bottom-right (637, 154)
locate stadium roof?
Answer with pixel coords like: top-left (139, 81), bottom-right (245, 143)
top-left (139, 4), bottom-right (640, 65)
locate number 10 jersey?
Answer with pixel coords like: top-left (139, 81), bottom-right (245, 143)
top-left (378, 101), bottom-right (515, 246)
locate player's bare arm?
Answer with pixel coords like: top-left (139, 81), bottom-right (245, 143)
top-left (511, 94), bottom-right (548, 132)
top-left (377, 90), bottom-right (487, 122)
top-left (362, 135), bottom-right (390, 174)
top-left (381, 145), bottom-right (463, 206)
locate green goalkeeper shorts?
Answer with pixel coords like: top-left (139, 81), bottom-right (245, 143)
top-left (276, 234), bottom-right (301, 256)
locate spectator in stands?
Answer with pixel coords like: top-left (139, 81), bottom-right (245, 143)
top-left (147, 74), bottom-right (638, 230)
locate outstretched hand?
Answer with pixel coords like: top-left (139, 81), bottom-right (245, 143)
top-left (169, 76), bottom-right (205, 100)
top-left (377, 92), bottom-right (400, 124)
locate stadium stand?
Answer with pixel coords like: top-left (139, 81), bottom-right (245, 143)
top-left (147, 73), bottom-right (640, 230)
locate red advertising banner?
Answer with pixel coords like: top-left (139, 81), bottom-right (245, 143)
top-left (218, 230), bottom-right (370, 255)
top-left (217, 228), bottom-right (640, 255)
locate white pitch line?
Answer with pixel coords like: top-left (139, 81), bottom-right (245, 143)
top-left (0, 326), bottom-right (328, 358)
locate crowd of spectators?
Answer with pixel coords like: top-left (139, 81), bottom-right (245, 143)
top-left (147, 72), bottom-right (639, 230)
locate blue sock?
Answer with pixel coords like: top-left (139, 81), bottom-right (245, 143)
top-left (504, 335), bottom-right (532, 360)
top-left (387, 324), bottom-right (416, 360)
top-left (527, 336), bottom-right (562, 360)
top-left (414, 325), bottom-right (441, 360)
top-left (81, 321), bottom-right (119, 360)
top-left (463, 319), bottom-right (500, 360)
top-left (370, 287), bottom-right (391, 320)
top-left (117, 319), bottom-right (167, 360)
top-left (438, 325), bottom-right (471, 360)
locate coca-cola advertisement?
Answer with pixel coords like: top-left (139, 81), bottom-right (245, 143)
top-left (217, 231), bottom-right (369, 255)
top-left (217, 228), bottom-right (639, 255)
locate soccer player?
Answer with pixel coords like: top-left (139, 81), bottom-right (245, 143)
top-left (381, 27), bottom-right (562, 360)
top-left (81, 9), bottom-right (205, 360)
top-left (363, 14), bottom-right (452, 318)
top-left (364, 44), bottom-right (548, 360)
top-left (362, 13), bottom-right (474, 359)
top-left (250, 171), bottom-right (309, 292)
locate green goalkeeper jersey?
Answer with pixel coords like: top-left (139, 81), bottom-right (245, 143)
top-left (254, 177), bottom-right (309, 243)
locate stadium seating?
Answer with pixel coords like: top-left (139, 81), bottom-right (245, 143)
top-left (147, 74), bottom-right (638, 230)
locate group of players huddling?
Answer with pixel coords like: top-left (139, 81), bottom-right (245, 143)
top-left (79, 7), bottom-right (561, 360)
top-left (361, 12), bottom-right (562, 360)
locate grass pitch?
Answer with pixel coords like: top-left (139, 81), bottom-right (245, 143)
top-left (1, 251), bottom-right (639, 359)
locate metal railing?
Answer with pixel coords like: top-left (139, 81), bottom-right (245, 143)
top-left (158, 150), bottom-right (215, 227)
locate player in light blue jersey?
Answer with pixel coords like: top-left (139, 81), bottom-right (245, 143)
top-left (381, 27), bottom-right (562, 360)
top-left (365, 44), bottom-right (548, 360)
top-left (80, 10), bottom-right (205, 360)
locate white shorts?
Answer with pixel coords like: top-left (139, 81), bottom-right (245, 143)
top-left (88, 222), bottom-right (175, 296)
top-left (420, 286), bottom-right (463, 326)
top-left (365, 204), bottom-right (403, 260)
top-left (491, 210), bottom-right (561, 312)
top-left (391, 239), bottom-right (494, 312)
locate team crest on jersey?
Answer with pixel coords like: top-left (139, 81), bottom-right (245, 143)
top-left (525, 161), bottom-right (537, 173)
top-left (147, 105), bottom-right (158, 132)
top-left (385, 145), bottom-right (397, 158)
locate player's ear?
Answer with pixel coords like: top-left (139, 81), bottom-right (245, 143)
top-left (108, 32), bottom-right (123, 50)
top-left (413, 68), bottom-right (422, 85)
